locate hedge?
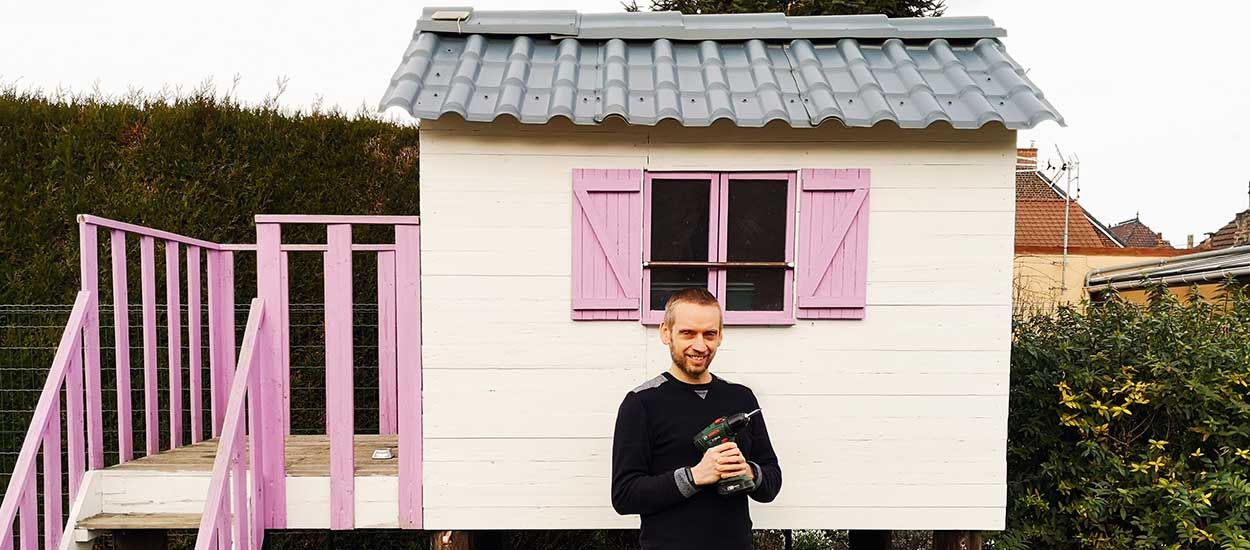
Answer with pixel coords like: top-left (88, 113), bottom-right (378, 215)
top-left (0, 86), bottom-right (420, 304)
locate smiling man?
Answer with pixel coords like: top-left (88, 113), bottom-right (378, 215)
top-left (610, 288), bottom-right (782, 550)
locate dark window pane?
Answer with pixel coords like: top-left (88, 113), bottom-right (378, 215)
top-left (651, 178), bottom-right (710, 261)
top-left (726, 269), bottom-right (785, 311)
top-left (727, 179), bottom-right (788, 262)
top-left (649, 268), bottom-right (708, 311)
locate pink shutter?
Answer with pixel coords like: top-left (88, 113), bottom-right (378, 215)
top-left (572, 169), bottom-right (642, 320)
top-left (797, 169), bottom-right (870, 320)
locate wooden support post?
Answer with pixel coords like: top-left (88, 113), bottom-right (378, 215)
top-left (395, 224), bottom-right (422, 529)
top-left (325, 224), bottom-right (355, 529)
top-left (255, 223), bottom-right (287, 528)
top-left (848, 530), bottom-right (891, 550)
top-left (432, 531), bottom-right (474, 550)
top-left (934, 530), bottom-right (983, 550)
top-left (78, 221), bottom-right (105, 470)
top-left (431, 531), bottom-right (507, 550)
top-left (113, 530), bottom-right (168, 550)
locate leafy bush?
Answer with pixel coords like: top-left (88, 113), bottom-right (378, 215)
top-left (999, 284), bottom-right (1250, 549)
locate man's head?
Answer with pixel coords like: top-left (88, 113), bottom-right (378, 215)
top-left (659, 288), bottom-right (723, 381)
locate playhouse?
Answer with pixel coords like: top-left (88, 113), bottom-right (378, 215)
top-left (380, 7), bottom-right (1060, 532)
top-left (0, 7), bottom-right (1061, 549)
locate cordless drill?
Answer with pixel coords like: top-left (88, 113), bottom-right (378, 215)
top-left (693, 409), bottom-right (761, 496)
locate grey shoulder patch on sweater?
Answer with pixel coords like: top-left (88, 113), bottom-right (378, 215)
top-left (631, 374), bottom-right (667, 393)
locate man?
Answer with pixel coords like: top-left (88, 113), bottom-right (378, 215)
top-left (610, 288), bottom-right (782, 549)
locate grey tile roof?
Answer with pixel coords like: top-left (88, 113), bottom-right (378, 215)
top-left (380, 8), bottom-right (1064, 129)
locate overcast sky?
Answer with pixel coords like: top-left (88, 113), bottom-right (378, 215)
top-left (5, 1), bottom-right (1248, 246)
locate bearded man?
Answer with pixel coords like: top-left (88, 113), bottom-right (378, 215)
top-left (610, 288), bottom-right (783, 550)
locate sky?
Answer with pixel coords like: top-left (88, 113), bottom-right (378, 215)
top-left (5, 0), bottom-right (1249, 247)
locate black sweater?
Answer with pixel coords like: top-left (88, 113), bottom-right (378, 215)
top-left (610, 372), bottom-right (782, 550)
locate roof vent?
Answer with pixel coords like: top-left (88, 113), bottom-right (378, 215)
top-left (430, 9), bottom-right (471, 21)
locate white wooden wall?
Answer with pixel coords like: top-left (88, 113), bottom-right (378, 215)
top-left (418, 117), bottom-right (1016, 530)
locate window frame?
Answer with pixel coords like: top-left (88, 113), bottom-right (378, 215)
top-left (642, 171), bottom-right (796, 326)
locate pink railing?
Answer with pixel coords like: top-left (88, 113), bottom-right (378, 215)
top-left (0, 291), bottom-right (91, 549)
top-left (2, 213), bottom-right (421, 547)
top-left (195, 298), bottom-right (268, 550)
top-left (78, 215), bottom-right (239, 461)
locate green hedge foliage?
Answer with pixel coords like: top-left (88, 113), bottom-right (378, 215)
top-left (1001, 284), bottom-right (1250, 549)
top-left (0, 87), bottom-right (419, 304)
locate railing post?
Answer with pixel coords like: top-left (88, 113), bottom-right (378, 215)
top-left (166, 242), bottom-right (184, 449)
top-left (325, 224), bottom-right (355, 529)
top-left (246, 325), bottom-right (268, 550)
top-left (140, 236), bottom-right (160, 456)
top-left (207, 250), bottom-right (236, 438)
top-left (17, 470), bottom-right (35, 550)
top-left (110, 230), bottom-right (135, 462)
top-left (395, 223), bottom-right (423, 529)
top-left (231, 436), bottom-right (249, 550)
top-left (280, 251), bottom-right (291, 436)
top-left (67, 333), bottom-right (86, 501)
top-left (255, 223), bottom-right (287, 528)
top-left (188, 246), bottom-right (204, 443)
top-left (78, 219), bottom-right (105, 469)
top-left (42, 392), bottom-right (63, 550)
top-left (377, 251), bottom-right (398, 435)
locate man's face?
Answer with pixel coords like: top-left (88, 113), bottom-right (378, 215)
top-left (660, 301), bottom-right (723, 379)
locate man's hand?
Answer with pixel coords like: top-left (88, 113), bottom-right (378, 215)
top-left (691, 442), bottom-right (751, 486)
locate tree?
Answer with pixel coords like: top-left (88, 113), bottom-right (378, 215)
top-left (623, 0), bottom-right (945, 17)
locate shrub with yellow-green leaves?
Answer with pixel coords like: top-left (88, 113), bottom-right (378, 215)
top-left (999, 284), bottom-right (1250, 549)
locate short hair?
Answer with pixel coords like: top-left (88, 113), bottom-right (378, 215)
top-left (662, 288), bottom-right (722, 329)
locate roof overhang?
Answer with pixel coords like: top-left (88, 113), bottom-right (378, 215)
top-left (380, 8), bottom-right (1064, 130)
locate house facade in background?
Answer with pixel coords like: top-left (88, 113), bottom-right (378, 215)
top-left (1109, 216), bottom-right (1173, 249)
top-left (1199, 184), bottom-right (1250, 250)
top-left (1011, 148), bottom-right (1185, 314)
top-left (382, 8), bottom-right (1062, 531)
top-left (1086, 188), bottom-right (1250, 304)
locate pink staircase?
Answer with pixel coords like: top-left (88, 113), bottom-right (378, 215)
top-left (0, 214), bottom-right (422, 549)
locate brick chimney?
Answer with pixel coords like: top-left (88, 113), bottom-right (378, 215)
top-left (1017, 148), bottom-right (1038, 172)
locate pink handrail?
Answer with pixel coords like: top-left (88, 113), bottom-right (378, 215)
top-left (0, 291), bottom-right (92, 549)
top-left (195, 298), bottom-right (268, 550)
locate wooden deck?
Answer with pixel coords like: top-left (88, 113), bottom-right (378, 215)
top-left (108, 434), bottom-right (400, 476)
top-left (69, 434), bottom-right (406, 532)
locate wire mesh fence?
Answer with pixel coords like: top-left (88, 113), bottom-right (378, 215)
top-left (0, 302), bottom-right (390, 549)
top-left (1, 304), bottom-right (939, 550)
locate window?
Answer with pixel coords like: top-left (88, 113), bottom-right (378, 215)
top-left (642, 172), bottom-right (795, 325)
top-left (570, 168), bottom-right (869, 323)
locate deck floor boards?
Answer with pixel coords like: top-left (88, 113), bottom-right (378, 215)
top-left (78, 512), bottom-right (202, 530)
top-left (107, 434), bottom-right (400, 476)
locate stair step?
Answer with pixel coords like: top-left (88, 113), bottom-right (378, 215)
top-left (77, 512), bottom-right (202, 530)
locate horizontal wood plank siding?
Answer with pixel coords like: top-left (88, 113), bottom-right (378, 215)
top-left (418, 117), bottom-right (1015, 530)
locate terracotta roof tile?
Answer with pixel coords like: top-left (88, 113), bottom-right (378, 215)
top-left (1016, 201), bottom-right (1120, 248)
top-left (1108, 218), bottom-right (1173, 248)
top-left (1201, 210), bottom-right (1250, 249)
top-left (1015, 171), bottom-right (1061, 201)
